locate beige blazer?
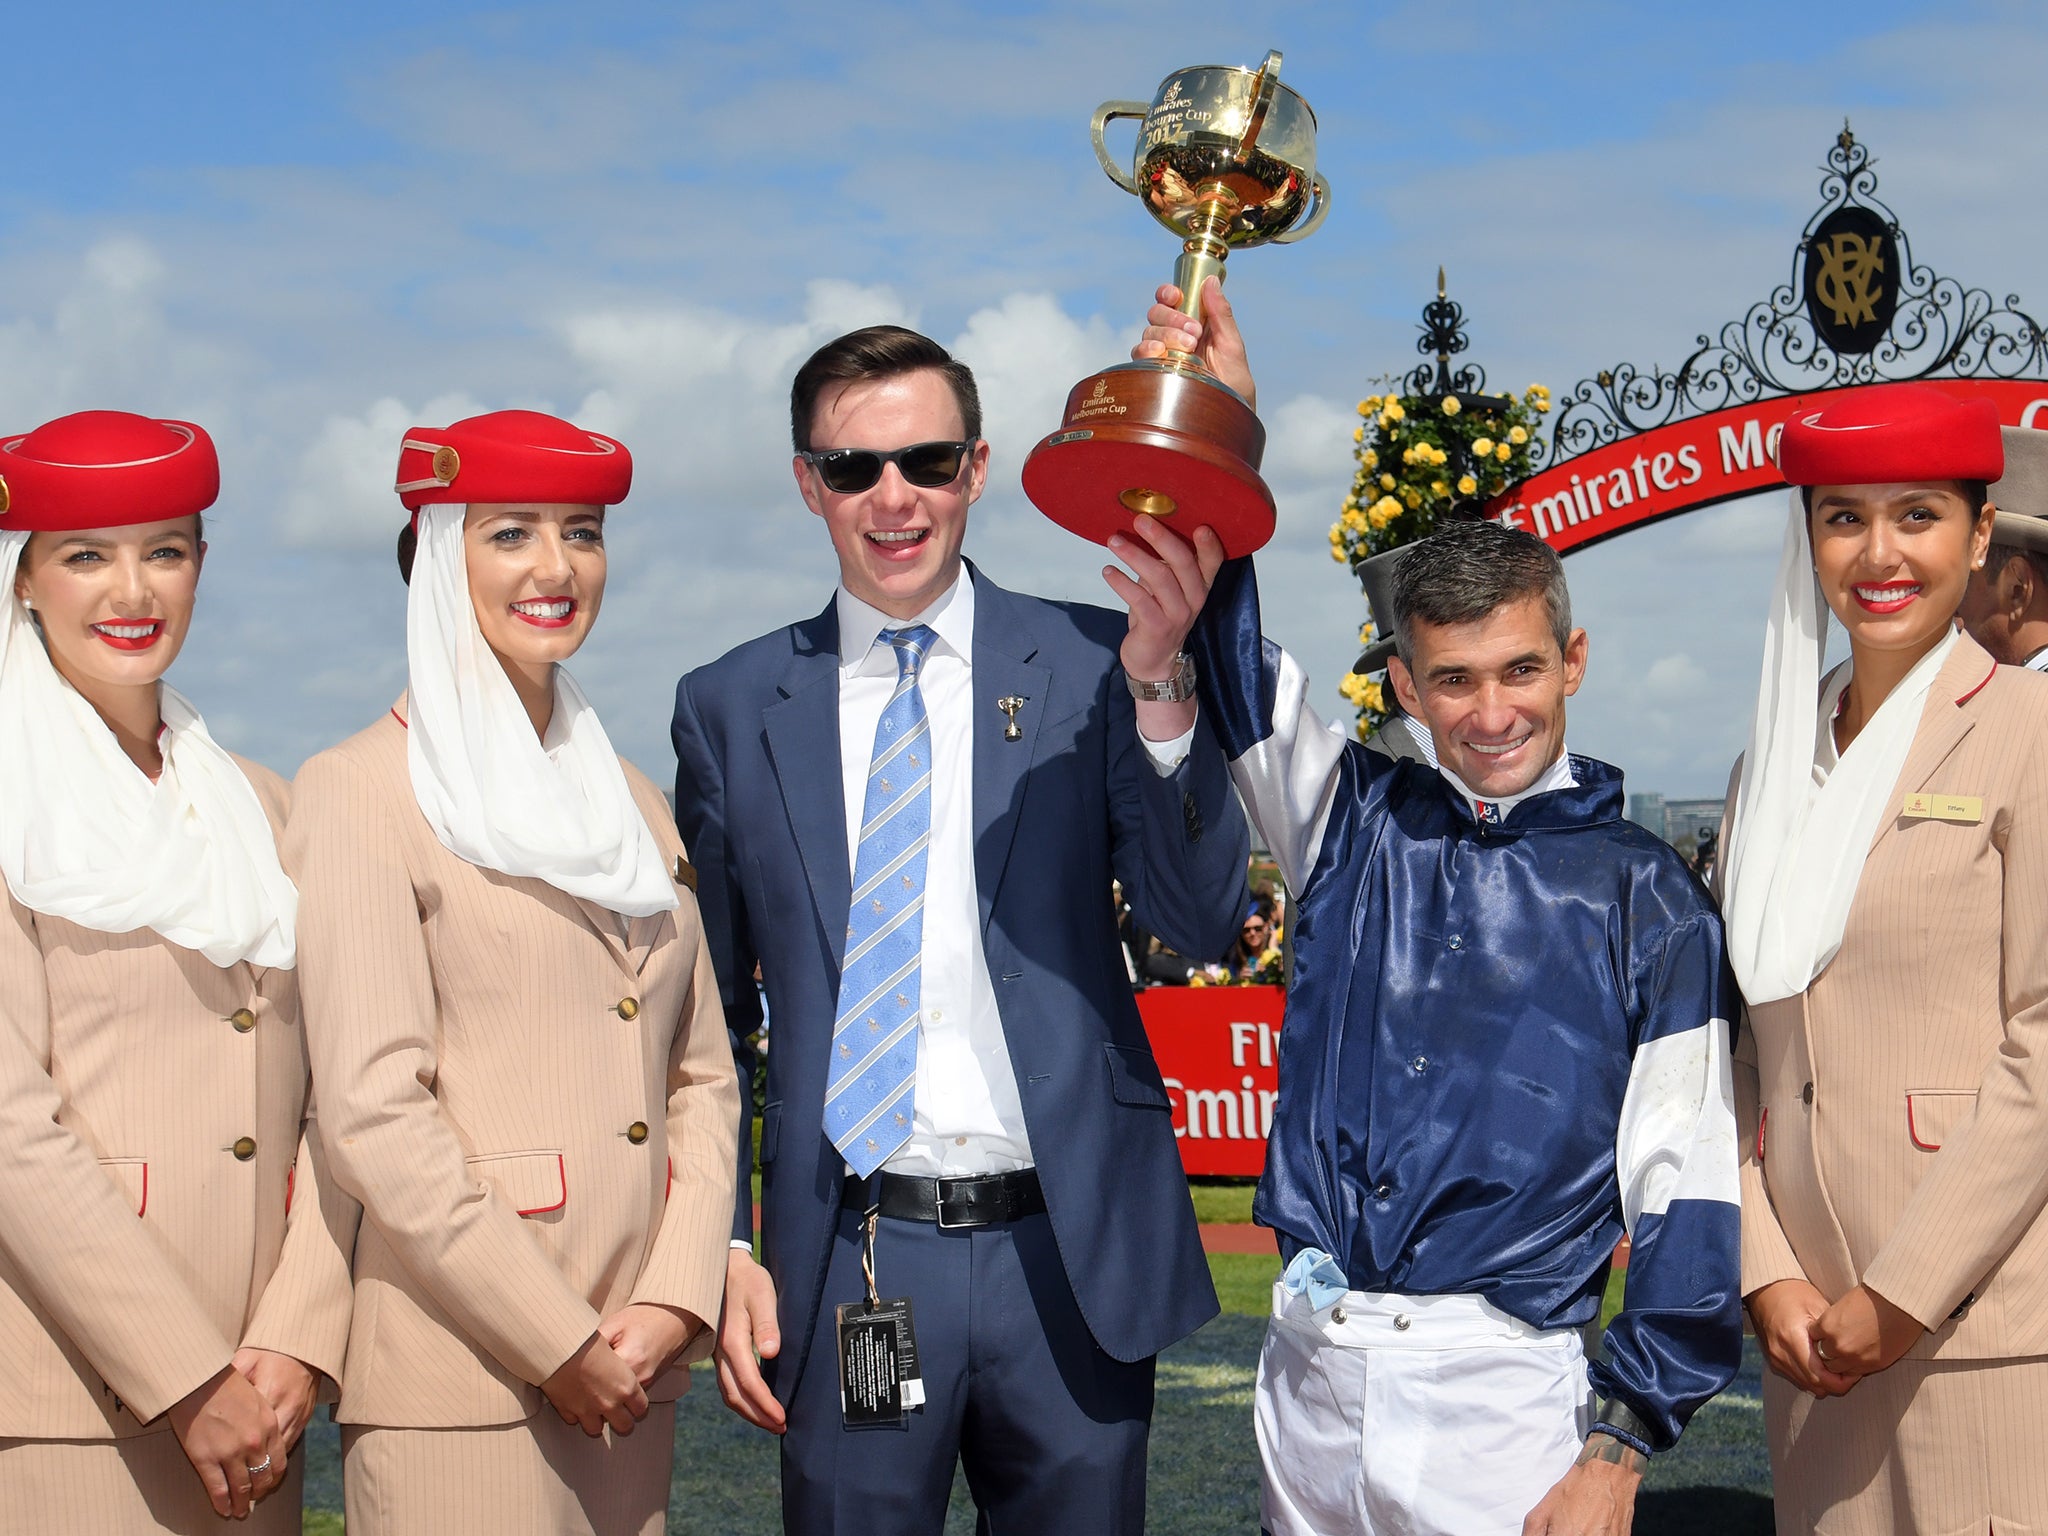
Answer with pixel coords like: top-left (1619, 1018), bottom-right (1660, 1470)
top-left (288, 704), bottom-right (739, 1429)
top-left (1736, 632), bottom-right (2048, 1360)
top-left (0, 757), bottom-right (355, 1439)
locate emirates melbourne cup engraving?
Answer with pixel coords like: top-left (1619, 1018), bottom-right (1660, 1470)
top-left (1023, 50), bottom-right (1331, 557)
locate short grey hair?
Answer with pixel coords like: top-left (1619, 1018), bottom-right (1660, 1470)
top-left (1390, 520), bottom-right (1573, 665)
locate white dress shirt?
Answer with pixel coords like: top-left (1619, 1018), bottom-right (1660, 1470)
top-left (834, 573), bottom-right (1034, 1178)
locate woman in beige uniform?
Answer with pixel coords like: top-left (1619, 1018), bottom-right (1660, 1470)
top-left (288, 409), bottom-right (739, 1536)
top-left (0, 411), bottom-right (353, 1531)
top-left (1722, 384), bottom-right (2048, 1533)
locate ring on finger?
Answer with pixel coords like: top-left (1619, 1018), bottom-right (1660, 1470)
top-left (247, 1454), bottom-right (274, 1476)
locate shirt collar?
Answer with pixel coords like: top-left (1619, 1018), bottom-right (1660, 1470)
top-left (1436, 748), bottom-right (1577, 825)
top-left (834, 567), bottom-right (975, 676)
top-left (2025, 644), bottom-right (2048, 673)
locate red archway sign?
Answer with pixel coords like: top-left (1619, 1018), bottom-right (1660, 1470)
top-left (1474, 128), bottom-right (2048, 554)
top-left (1489, 380), bottom-right (2048, 554)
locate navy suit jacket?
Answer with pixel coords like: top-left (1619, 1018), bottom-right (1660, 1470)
top-left (671, 563), bottom-right (1246, 1401)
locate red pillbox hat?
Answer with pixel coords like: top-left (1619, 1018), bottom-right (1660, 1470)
top-left (0, 411), bottom-right (220, 533)
top-left (1778, 384), bottom-right (2004, 488)
top-left (395, 409), bottom-right (632, 512)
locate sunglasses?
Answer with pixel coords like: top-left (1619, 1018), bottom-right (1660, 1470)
top-left (800, 439), bottom-right (978, 495)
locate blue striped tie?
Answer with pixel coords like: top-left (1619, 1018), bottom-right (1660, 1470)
top-left (825, 625), bottom-right (936, 1178)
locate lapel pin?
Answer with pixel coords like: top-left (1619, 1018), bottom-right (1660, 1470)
top-left (997, 696), bottom-right (1029, 742)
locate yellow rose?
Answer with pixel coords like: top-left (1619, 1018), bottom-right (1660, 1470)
top-left (1496, 443), bottom-right (1512, 461)
top-left (1458, 475), bottom-right (1478, 495)
top-left (1362, 449), bottom-right (1378, 470)
top-left (1384, 400), bottom-right (1406, 422)
top-left (1431, 479), bottom-right (1448, 497)
top-left (1432, 445), bottom-right (1450, 466)
top-left (1357, 398), bottom-right (1374, 415)
top-left (1472, 437), bottom-right (1495, 457)
top-left (1402, 487), bottom-right (1423, 509)
top-left (1535, 399), bottom-right (1551, 414)
top-left (1441, 395), bottom-right (1462, 416)
top-left (1358, 620), bottom-right (1375, 642)
top-left (1342, 509), bottom-right (1368, 533)
top-left (1529, 383), bottom-right (1550, 398)
top-left (1362, 680), bottom-right (1385, 713)
top-left (1508, 426), bottom-right (1528, 446)
top-left (1380, 473), bottom-right (1396, 490)
top-left (1376, 495), bottom-right (1402, 519)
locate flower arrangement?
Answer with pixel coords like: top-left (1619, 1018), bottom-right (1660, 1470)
top-left (1329, 380), bottom-right (1550, 736)
top-left (1188, 930), bottom-right (1287, 988)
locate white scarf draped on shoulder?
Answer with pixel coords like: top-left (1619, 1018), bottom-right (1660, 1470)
top-left (1720, 493), bottom-right (1957, 1004)
top-left (0, 531), bottom-right (298, 969)
top-left (403, 504), bottom-right (677, 918)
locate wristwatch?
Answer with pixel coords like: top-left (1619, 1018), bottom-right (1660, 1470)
top-left (1127, 652), bottom-right (1197, 703)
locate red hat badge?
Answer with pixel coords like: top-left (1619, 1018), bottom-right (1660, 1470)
top-left (394, 409), bottom-right (633, 512)
top-left (0, 411), bottom-right (220, 533)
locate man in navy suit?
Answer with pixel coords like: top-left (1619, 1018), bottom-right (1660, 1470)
top-left (671, 309), bottom-right (1249, 1533)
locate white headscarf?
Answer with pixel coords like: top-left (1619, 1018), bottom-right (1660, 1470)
top-left (403, 504), bottom-right (677, 918)
top-left (1720, 492), bottom-right (1957, 1003)
top-left (0, 531), bottom-right (298, 968)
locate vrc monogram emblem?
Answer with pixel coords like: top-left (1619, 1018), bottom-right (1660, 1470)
top-left (1812, 233), bottom-right (1885, 328)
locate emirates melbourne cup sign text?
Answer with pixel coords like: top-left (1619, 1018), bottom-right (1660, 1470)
top-left (1490, 378), bottom-right (2048, 555)
top-left (1137, 985), bottom-right (1283, 1177)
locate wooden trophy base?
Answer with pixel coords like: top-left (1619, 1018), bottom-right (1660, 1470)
top-left (1021, 359), bottom-right (1276, 558)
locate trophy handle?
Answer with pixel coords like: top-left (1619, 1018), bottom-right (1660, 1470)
top-left (1090, 100), bottom-right (1150, 195)
top-left (1272, 172), bottom-right (1332, 245)
top-left (1238, 50), bottom-right (1283, 158)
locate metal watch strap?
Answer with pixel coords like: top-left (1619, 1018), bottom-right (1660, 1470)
top-left (1127, 651), bottom-right (1197, 703)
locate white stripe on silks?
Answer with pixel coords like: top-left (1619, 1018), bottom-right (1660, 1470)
top-left (1614, 1019), bottom-right (1739, 1233)
top-left (1225, 645), bottom-right (1350, 899)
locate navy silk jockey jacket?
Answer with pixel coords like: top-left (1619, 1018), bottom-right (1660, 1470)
top-left (1189, 558), bottom-right (1742, 1452)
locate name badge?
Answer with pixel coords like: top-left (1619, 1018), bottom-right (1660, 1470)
top-left (1901, 792), bottom-right (1984, 824)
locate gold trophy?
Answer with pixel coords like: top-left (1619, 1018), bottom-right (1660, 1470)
top-left (1023, 50), bottom-right (1329, 556)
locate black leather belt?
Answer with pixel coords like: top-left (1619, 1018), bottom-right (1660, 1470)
top-left (842, 1168), bottom-right (1046, 1229)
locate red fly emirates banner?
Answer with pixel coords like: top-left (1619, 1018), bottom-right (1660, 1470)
top-left (1488, 378), bottom-right (2048, 555)
top-left (1137, 985), bottom-right (1284, 1177)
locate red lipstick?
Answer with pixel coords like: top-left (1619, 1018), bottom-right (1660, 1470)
top-left (1851, 581), bottom-right (1920, 614)
top-left (91, 620), bottom-right (164, 651)
top-left (510, 598), bottom-right (576, 629)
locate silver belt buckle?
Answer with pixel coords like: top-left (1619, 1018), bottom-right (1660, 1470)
top-left (935, 1176), bottom-right (978, 1229)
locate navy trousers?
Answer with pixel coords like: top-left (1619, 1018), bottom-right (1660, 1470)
top-left (779, 1204), bottom-right (1155, 1535)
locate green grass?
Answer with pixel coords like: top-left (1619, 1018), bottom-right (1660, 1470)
top-left (1210, 1252), bottom-right (1281, 1315)
top-left (1186, 1178), bottom-right (1257, 1225)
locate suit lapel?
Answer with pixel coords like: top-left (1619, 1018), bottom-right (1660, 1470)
top-left (764, 604), bottom-right (853, 971)
top-left (1867, 634), bottom-right (1995, 858)
top-left (970, 571), bottom-right (1053, 936)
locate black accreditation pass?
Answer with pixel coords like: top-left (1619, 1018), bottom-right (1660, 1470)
top-left (836, 1205), bottom-right (925, 1427)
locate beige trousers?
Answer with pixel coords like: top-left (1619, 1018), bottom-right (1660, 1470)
top-left (1766, 1354), bottom-right (2048, 1535)
top-left (342, 1403), bottom-right (675, 1536)
top-left (0, 1426), bottom-right (305, 1534)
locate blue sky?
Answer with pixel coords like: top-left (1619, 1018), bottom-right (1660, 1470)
top-left (2, 0), bottom-right (2040, 795)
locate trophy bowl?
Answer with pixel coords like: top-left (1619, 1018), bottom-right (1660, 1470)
top-left (1022, 51), bottom-right (1331, 559)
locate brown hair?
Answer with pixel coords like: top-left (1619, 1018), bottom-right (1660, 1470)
top-left (1390, 519), bottom-right (1573, 664)
top-left (789, 326), bottom-right (981, 453)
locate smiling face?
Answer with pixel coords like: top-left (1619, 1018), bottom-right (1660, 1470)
top-left (1807, 481), bottom-right (1990, 661)
top-left (462, 504), bottom-right (606, 678)
top-left (1389, 594), bottom-right (1588, 799)
top-left (793, 368), bottom-right (988, 619)
top-left (12, 517), bottom-right (204, 695)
